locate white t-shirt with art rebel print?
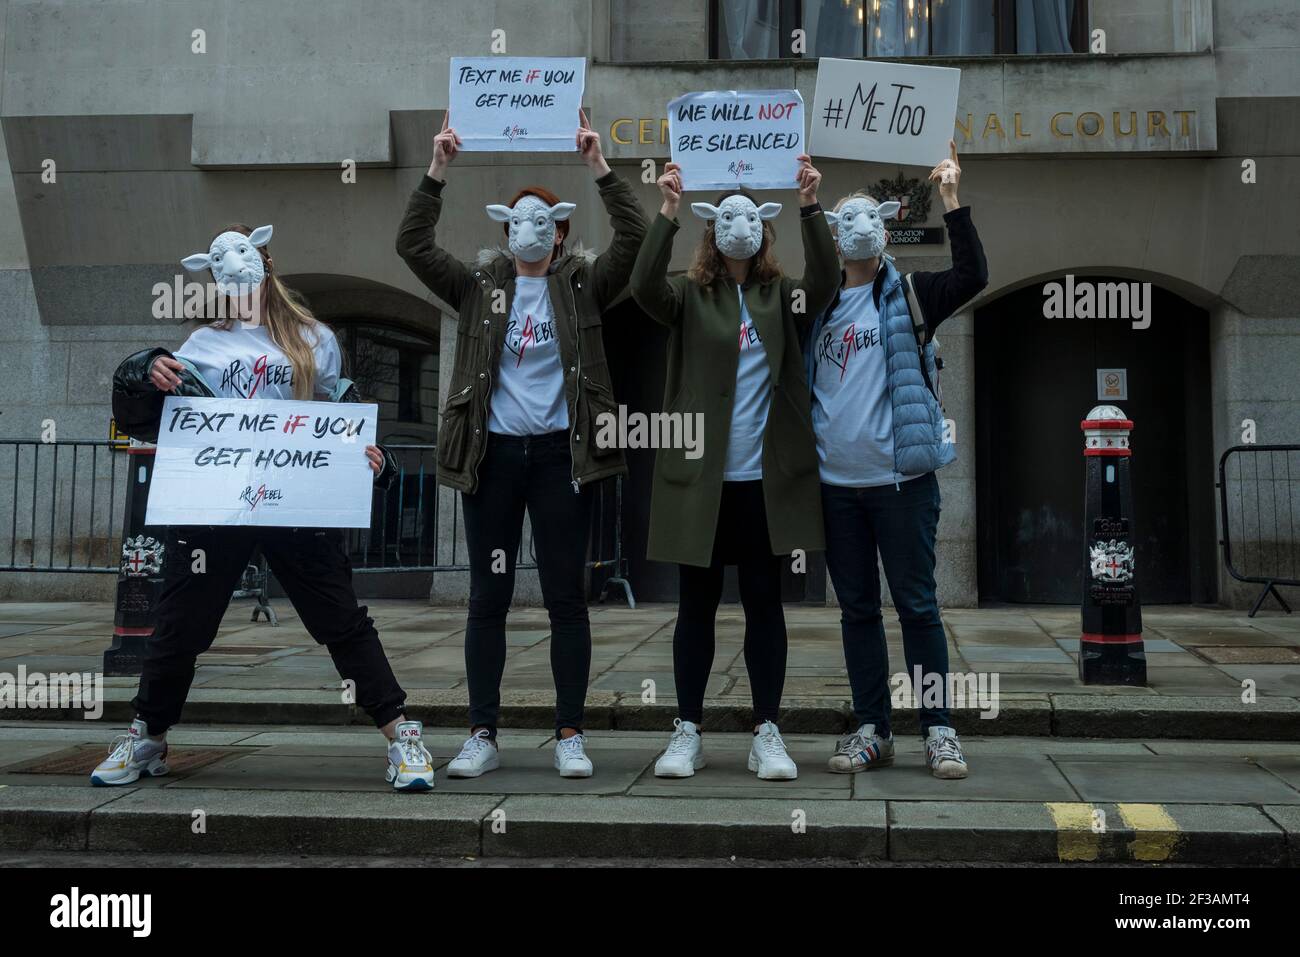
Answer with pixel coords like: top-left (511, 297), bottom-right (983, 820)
top-left (173, 321), bottom-right (341, 400)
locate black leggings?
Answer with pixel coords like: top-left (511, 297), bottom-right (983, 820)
top-left (133, 526), bottom-right (407, 735)
top-left (673, 481), bottom-right (787, 726)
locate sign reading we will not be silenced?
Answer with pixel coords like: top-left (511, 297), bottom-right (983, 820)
top-left (449, 56), bottom-right (586, 151)
top-left (810, 58), bottom-right (960, 168)
top-left (146, 397), bottom-right (379, 529)
top-left (668, 90), bottom-right (804, 192)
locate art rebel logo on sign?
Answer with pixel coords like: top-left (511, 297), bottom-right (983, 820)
top-left (240, 483), bottom-right (284, 511)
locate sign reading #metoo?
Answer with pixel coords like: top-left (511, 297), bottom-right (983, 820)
top-left (449, 56), bottom-right (586, 151)
top-left (146, 396), bottom-right (378, 528)
top-left (810, 58), bottom-right (960, 168)
top-left (668, 90), bottom-right (804, 192)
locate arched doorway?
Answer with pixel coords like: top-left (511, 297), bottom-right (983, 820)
top-left (285, 275), bottom-right (442, 595)
top-left (332, 323), bottom-right (439, 444)
top-left (286, 274), bottom-right (441, 443)
top-left (974, 275), bottom-right (1217, 604)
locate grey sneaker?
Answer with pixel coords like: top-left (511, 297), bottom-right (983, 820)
top-left (828, 723), bottom-right (895, 773)
top-left (925, 726), bottom-right (968, 779)
top-left (90, 718), bottom-right (168, 787)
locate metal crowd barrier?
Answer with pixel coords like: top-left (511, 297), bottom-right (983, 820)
top-left (1218, 444), bottom-right (1299, 617)
top-left (0, 440), bottom-right (127, 573)
top-left (0, 439), bottom-right (634, 607)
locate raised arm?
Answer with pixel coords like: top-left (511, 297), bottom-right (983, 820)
top-left (789, 155), bottom-right (840, 333)
top-left (908, 141), bottom-right (989, 335)
top-left (629, 161), bottom-right (686, 327)
top-left (575, 109), bottom-right (650, 308)
top-left (395, 115), bottom-right (476, 312)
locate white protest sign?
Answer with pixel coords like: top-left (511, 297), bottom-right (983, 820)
top-left (809, 58), bottom-right (960, 168)
top-left (668, 90), bottom-right (804, 192)
top-left (146, 396), bottom-right (379, 528)
top-left (449, 56), bottom-right (586, 151)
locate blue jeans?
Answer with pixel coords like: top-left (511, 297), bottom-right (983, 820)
top-left (821, 472), bottom-right (950, 736)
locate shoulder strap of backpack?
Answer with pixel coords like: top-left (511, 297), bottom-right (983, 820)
top-left (901, 272), bottom-right (938, 401)
top-left (902, 272), bottom-right (927, 348)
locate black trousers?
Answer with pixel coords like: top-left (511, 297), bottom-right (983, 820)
top-left (132, 526), bottom-right (407, 735)
top-left (460, 431), bottom-right (594, 736)
top-left (673, 480), bottom-right (787, 726)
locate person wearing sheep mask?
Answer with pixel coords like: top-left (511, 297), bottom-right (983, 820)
top-left (630, 155), bottom-right (839, 782)
top-left (396, 109), bottom-right (648, 781)
top-left (813, 141), bottom-right (989, 781)
top-left (97, 224), bottom-right (434, 793)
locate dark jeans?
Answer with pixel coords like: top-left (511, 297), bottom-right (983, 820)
top-left (821, 472), bottom-right (950, 736)
top-left (673, 480), bottom-right (787, 727)
top-left (461, 430), bottom-right (593, 737)
top-left (133, 526), bottom-right (406, 736)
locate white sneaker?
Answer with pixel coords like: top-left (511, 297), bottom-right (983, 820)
top-left (446, 728), bottom-right (500, 778)
top-left (925, 726), bottom-right (969, 779)
top-left (90, 718), bottom-right (168, 787)
top-left (385, 721), bottom-right (435, 792)
top-left (748, 720), bottom-right (798, 780)
top-left (654, 718), bottom-right (706, 778)
top-left (554, 733), bottom-right (593, 778)
top-left (828, 723), bottom-right (895, 774)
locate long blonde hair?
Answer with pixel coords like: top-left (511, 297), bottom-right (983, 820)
top-left (208, 223), bottom-right (322, 400)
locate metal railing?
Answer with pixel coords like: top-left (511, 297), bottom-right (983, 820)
top-left (1218, 444), bottom-right (1299, 617)
top-left (0, 440), bottom-right (128, 573)
top-left (0, 439), bottom-right (634, 605)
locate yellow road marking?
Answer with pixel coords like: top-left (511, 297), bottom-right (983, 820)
top-left (1117, 803), bottom-right (1180, 862)
top-left (1046, 802), bottom-right (1100, 861)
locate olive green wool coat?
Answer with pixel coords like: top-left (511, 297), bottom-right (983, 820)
top-left (629, 209), bottom-right (840, 568)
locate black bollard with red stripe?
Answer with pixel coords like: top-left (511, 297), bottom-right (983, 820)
top-left (1079, 405), bottom-right (1147, 685)
top-left (103, 441), bottom-right (165, 676)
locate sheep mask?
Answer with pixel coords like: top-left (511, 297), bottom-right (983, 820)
top-left (691, 195), bottom-right (781, 261)
top-left (485, 196), bottom-right (577, 263)
top-left (181, 225), bottom-right (273, 296)
top-left (824, 198), bottom-right (901, 261)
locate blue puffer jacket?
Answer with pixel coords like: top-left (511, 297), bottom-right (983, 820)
top-left (803, 205), bottom-right (989, 483)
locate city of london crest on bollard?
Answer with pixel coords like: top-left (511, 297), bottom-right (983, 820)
top-left (1079, 405), bottom-right (1147, 685)
top-left (104, 439), bottom-right (165, 676)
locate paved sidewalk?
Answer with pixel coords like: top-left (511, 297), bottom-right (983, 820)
top-left (2, 600), bottom-right (1300, 736)
top-left (0, 722), bottom-right (1297, 865)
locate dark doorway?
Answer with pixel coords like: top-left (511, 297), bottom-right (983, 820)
top-left (975, 277), bottom-right (1216, 604)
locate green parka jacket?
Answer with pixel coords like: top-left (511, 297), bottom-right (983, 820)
top-left (396, 171), bottom-right (648, 494)
top-left (630, 207), bottom-right (840, 567)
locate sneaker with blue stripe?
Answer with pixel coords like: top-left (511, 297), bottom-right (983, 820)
top-left (90, 718), bottom-right (169, 787)
top-left (386, 721), bottom-right (435, 792)
top-left (827, 723), bottom-right (895, 774)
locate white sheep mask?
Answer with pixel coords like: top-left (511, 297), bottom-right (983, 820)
top-left (691, 195), bottom-right (781, 261)
top-left (485, 196), bottom-right (577, 264)
top-left (824, 199), bottom-right (901, 261)
top-left (181, 225), bottom-right (273, 296)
